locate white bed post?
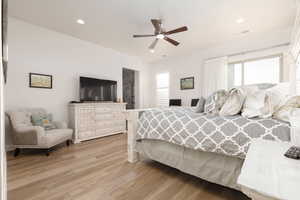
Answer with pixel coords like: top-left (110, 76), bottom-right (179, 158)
top-left (126, 110), bottom-right (140, 163)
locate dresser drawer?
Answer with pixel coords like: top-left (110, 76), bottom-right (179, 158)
top-left (95, 112), bottom-right (125, 121)
top-left (95, 120), bottom-right (125, 129)
top-left (95, 105), bottom-right (125, 113)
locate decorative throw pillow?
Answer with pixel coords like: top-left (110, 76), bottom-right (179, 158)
top-left (193, 97), bottom-right (206, 113)
top-left (273, 96), bottom-right (300, 122)
top-left (204, 90), bottom-right (228, 114)
top-left (242, 90), bottom-right (266, 118)
top-left (31, 113), bottom-right (56, 130)
top-left (219, 88), bottom-right (246, 116)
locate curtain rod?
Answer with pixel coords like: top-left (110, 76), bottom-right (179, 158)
top-left (206, 42), bottom-right (290, 61)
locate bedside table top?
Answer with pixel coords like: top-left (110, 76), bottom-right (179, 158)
top-left (238, 139), bottom-right (300, 200)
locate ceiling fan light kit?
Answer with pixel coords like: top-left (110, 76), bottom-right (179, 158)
top-left (133, 19), bottom-right (188, 51)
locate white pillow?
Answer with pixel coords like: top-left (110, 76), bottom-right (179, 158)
top-left (266, 83), bottom-right (291, 106)
top-left (219, 88), bottom-right (245, 116)
top-left (242, 90), bottom-right (266, 118)
top-left (241, 85), bottom-right (260, 96)
top-left (273, 96), bottom-right (300, 122)
top-left (262, 83), bottom-right (291, 118)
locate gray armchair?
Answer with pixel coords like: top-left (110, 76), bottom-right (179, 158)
top-left (6, 108), bottom-right (73, 156)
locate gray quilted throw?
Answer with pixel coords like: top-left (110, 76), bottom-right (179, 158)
top-left (136, 108), bottom-right (290, 159)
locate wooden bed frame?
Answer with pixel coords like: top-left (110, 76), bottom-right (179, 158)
top-left (125, 109), bottom-right (149, 163)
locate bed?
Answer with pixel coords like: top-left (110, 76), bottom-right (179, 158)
top-left (126, 107), bottom-right (291, 190)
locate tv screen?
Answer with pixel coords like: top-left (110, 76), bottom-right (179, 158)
top-left (80, 77), bottom-right (117, 102)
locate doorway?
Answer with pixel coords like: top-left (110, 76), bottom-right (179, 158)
top-left (122, 68), bottom-right (137, 109)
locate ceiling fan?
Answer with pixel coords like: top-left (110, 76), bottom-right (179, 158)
top-left (133, 19), bottom-right (188, 52)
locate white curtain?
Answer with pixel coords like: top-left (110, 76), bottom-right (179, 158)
top-left (202, 57), bottom-right (228, 98)
top-left (289, 0), bottom-right (300, 95)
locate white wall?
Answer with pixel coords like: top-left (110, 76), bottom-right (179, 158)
top-left (5, 18), bottom-right (150, 122)
top-left (149, 54), bottom-right (203, 107)
top-left (149, 29), bottom-right (291, 107)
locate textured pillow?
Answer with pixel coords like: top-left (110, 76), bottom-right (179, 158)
top-left (242, 90), bottom-right (266, 118)
top-left (31, 113), bottom-right (56, 130)
top-left (219, 88), bottom-right (245, 116)
top-left (273, 96), bottom-right (300, 122)
top-left (194, 97), bottom-right (206, 113)
top-left (204, 90), bottom-right (228, 114)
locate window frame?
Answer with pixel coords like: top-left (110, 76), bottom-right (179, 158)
top-left (228, 54), bottom-right (283, 87)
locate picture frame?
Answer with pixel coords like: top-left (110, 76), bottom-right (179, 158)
top-left (29, 73), bottom-right (53, 89)
top-left (180, 77), bottom-right (194, 90)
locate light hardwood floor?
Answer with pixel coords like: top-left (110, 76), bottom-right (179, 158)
top-left (7, 134), bottom-right (250, 200)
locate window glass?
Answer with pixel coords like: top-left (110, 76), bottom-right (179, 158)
top-left (156, 73), bottom-right (169, 107)
top-left (229, 56), bottom-right (281, 87)
top-left (234, 63), bottom-right (242, 86)
top-left (244, 57), bottom-right (280, 85)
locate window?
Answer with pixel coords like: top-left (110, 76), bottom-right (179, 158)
top-left (228, 55), bottom-right (282, 88)
top-left (156, 73), bottom-right (169, 107)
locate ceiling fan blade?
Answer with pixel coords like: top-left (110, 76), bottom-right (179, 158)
top-left (151, 19), bottom-right (162, 34)
top-left (149, 38), bottom-right (159, 49)
top-left (133, 34), bottom-right (156, 38)
top-left (164, 36), bottom-right (180, 46)
top-left (164, 26), bottom-right (188, 35)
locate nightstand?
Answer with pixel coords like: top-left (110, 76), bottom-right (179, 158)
top-left (238, 139), bottom-right (300, 200)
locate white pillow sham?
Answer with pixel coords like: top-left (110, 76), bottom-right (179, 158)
top-left (242, 83), bottom-right (291, 119)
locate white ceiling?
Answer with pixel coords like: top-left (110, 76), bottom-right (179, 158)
top-left (9, 0), bottom-right (296, 62)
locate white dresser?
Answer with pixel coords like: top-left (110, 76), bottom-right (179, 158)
top-left (69, 102), bottom-right (127, 143)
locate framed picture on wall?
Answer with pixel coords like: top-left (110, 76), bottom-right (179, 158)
top-left (29, 73), bottom-right (53, 89)
top-left (180, 77), bottom-right (194, 90)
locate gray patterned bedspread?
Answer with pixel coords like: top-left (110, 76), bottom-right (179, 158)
top-left (136, 108), bottom-right (290, 159)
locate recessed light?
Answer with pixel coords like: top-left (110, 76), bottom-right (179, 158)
top-left (149, 49), bottom-right (155, 53)
top-left (76, 19), bottom-right (85, 25)
top-left (236, 18), bottom-right (245, 24)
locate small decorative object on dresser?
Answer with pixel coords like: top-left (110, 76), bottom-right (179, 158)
top-left (69, 102), bottom-right (127, 143)
top-left (180, 77), bottom-right (194, 90)
top-left (29, 73), bottom-right (53, 89)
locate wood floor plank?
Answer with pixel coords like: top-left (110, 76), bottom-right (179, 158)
top-left (7, 134), bottom-right (250, 200)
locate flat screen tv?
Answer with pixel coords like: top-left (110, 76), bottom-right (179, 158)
top-left (80, 77), bottom-right (117, 102)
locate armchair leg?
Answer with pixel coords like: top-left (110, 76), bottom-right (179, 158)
top-left (66, 140), bottom-right (71, 146)
top-left (14, 148), bottom-right (20, 157)
top-left (45, 149), bottom-right (51, 156)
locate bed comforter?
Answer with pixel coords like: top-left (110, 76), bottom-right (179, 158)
top-left (136, 108), bottom-right (290, 159)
